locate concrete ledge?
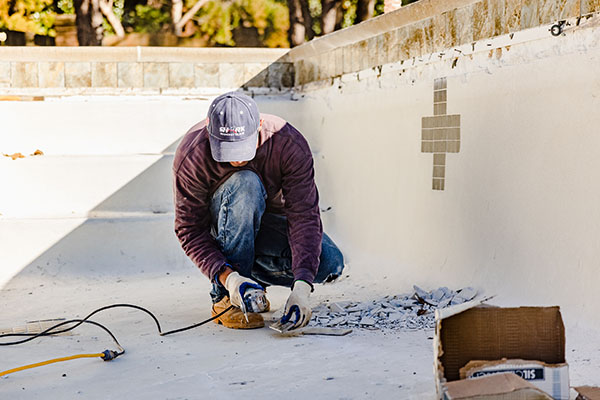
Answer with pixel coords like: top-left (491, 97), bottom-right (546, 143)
top-left (290, 0), bottom-right (600, 86)
top-left (287, 0), bottom-right (480, 61)
top-left (0, 47), bottom-right (289, 63)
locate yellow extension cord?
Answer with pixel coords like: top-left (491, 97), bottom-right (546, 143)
top-left (0, 353), bottom-right (105, 378)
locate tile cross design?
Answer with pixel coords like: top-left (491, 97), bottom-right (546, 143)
top-left (421, 77), bottom-right (461, 191)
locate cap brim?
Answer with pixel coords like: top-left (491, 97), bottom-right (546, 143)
top-left (209, 131), bottom-right (258, 162)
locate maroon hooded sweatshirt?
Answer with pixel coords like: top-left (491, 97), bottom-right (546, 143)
top-left (173, 113), bottom-right (322, 284)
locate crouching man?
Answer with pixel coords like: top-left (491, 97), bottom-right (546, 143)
top-left (173, 92), bottom-right (344, 330)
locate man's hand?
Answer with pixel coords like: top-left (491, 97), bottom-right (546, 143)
top-left (224, 271), bottom-right (265, 310)
top-left (283, 280), bottom-right (312, 330)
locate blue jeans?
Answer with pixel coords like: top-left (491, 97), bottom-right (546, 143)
top-left (209, 170), bottom-right (344, 303)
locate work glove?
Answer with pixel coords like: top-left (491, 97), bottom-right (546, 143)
top-left (282, 280), bottom-right (312, 330)
top-left (224, 271), bottom-right (266, 311)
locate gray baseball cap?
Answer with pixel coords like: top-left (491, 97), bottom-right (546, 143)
top-left (207, 92), bottom-right (260, 162)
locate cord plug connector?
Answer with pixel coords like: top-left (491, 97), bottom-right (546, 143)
top-left (101, 350), bottom-right (120, 361)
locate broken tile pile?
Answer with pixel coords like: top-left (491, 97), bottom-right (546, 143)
top-left (309, 286), bottom-right (478, 331)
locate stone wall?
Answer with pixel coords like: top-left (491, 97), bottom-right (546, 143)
top-left (289, 0), bottom-right (600, 86)
top-left (0, 47), bottom-right (292, 91)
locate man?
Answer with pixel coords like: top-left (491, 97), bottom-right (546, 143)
top-left (173, 92), bottom-right (344, 330)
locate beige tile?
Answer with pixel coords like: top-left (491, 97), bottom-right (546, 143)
top-left (433, 129), bottom-right (446, 141)
top-left (92, 62), bottom-right (117, 87)
top-left (39, 62), bottom-right (64, 88)
top-left (11, 62), bottom-right (38, 87)
top-left (404, 23), bottom-right (424, 59)
top-left (434, 90), bottom-right (447, 103)
top-left (144, 62), bottom-right (169, 88)
top-left (334, 47), bottom-right (344, 76)
top-left (382, 30), bottom-right (397, 65)
top-left (447, 140), bottom-right (461, 153)
top-left (434, 77), bottom-right (447, 90)
top-left (118, 63), bottom-right (143, 88)
top-left (448, 114), bottom-right (461, 127)
top-left (505, 0), bottom-right (522, 32)
top-left (433, 166), bottom-right (446, 178)
top-left (454, 4), bottom-right (474, 45)
top-left (521, 0), bottom-right (539, 29)
top-left (65, 62), bottom-right (91, 87)
top-left (490, 0), bottom-right (506, 36)
top-left (434, 103), bottom-right (447, 116)
top-left (220, 63), bottom-right (245, 88)
top-left (268, 62), bottom-right (293, 88)
top-left (422, 141), bottom-right (434, 153)
top-left (538, 0), bottom-right (560, 24)
top-left (420, 18), bottom-right (434, 56)
top-left (342, 45), bottom-right (353, 74)
top-left (433, 153), bottom-right (446, 166)
top-left (194, 63), bottom-right (219, 87)
top-left (244, 62), bottom-right (269, 87)
top-left (396, 26), bottom-right (410, 61)
top-left (422, 129), bottom-right (434, 140)
top-left (351, 41), bottom-right (362, 72)
top-left (582, 0), bottom-right (600, 13)
top-left (368, 36), bottom-right (379, 69)
top-left (0, 62), bottom-right (10, 87)
top-left (431, 13), bottom-right (449, 53)
top-left (169, 63), bottom-right (194, 88)
top-left (562, 0), bottom-right (581, 16)
top-left (447, 127), bottom-right (461, 140)
top-left (422, 116), bottom-right (437, 129)
top-left (433, 141), bottom-right (447, 152)
top-left (473, 0), bottom-right (495, 41)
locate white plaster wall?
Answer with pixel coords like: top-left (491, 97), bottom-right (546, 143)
top-left (269, 20), bottom-right (600, 330)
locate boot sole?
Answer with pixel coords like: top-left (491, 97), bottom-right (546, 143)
top-left (212, 311), bottom-right (265, 329)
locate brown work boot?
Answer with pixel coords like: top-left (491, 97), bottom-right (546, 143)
top-left (211, 296), bottom-right (264, 329)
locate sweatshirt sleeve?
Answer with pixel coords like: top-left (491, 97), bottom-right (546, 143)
top-left (173, 162), bottom-right (227, 281)
top-left (280, 137), bottom-right (323, 284)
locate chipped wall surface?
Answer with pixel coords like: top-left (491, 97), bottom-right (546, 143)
top-left (290, 0), bottom-right (600, 86)
top-left (0, 47), bottom-right (292, 91)
top-left (270, 16), bottom-right (600, 330)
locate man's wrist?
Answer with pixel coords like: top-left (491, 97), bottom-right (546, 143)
top-left (219, 264), bottom-right (234, 286)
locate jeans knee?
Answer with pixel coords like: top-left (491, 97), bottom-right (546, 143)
top-left (315, 236), bottom-right (344, 283)
top-left (224, 170), bottom-right (265, 201)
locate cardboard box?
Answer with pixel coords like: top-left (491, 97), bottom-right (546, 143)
top-left (434, 300), bottom-right (569, 399)
top-left (460, 359), bottom-right (569, 399)
top-left (575, 387), bottom-right (600, 400)
top-left (445, 372), bottom-right (553, 399)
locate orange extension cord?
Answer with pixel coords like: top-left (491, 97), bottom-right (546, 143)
top-left (0, 353), bottom-right (106, 378)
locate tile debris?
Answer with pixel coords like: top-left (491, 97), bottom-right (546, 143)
top-left (309, 286), bottom-right (478, 331)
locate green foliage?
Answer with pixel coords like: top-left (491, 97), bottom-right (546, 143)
top-left (195, 0), bottom-right (288, 47)
top-left (0, 0), bottom-right (55, 35)
top-left (340, 0), bottom-right (356, 29)
top-left (125, 4), bottom-right (171, 33)
top-left (56, 0), bottom-right (73, 14)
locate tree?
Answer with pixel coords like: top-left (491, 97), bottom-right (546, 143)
top-left (287, 0), bottom-right (312, 47)
top-left (0, 0), bottom-right (55, 35)
top-left (99, 0), bottom-right (124, 38)
top-left (172, 0), bottom-right (209, 36)
top-left (74, 0), bottom-right (103, 45)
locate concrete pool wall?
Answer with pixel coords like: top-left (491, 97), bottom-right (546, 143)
top-left (2, 1), bottom-right (600, 331)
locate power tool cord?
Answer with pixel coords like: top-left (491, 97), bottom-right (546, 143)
top-left (0, 303), bottom-right (235, 346)
top-left (0, 303), bottom-right (234, 377)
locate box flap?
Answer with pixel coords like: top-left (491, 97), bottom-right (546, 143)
top-left (445, 373), bottom-right (553, 399)
top-left (459, 359), bottom-right (568, 380)
top-left (439, 306), bottom-right (565, 382)
top-left (435, 296), bottom-right (494, 322)
top-left (575, 387), bottom-right (600, 400)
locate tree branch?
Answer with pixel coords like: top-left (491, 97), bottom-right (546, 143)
top-left (99, 0), bottom-right (124, 38)
top-left (174, 0), bottom-right (209, 36)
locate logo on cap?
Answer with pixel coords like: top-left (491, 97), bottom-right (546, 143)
top-left (219, 126), bottom-right (246, 136)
